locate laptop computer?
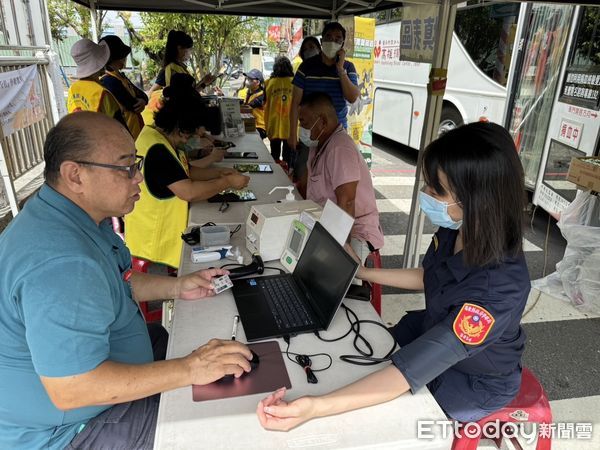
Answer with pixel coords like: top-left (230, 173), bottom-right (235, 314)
top-left (232, 222), bottom-right (359, 341)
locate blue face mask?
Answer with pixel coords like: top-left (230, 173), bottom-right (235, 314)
top-left (418, 191), bottom-right (462, 230)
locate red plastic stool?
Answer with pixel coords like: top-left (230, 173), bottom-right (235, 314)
top-left (131, 258), bottom-right (164, 323)
top-left (364, 249), bottom-right (382, 316)
top-left (452, 367), bottom-right (552, 450)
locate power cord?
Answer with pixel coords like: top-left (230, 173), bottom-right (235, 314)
top-left (315, 304), bottom-right (397, 366)
top-left (281, 335), bottom-right (332, 384)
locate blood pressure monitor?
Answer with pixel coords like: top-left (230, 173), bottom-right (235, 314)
top-left (280, 220), bottom-right (310, 273)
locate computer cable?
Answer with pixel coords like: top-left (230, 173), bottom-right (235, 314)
top-left (281, 335), bottom-right (332, 384)
top-left (315, 304), bottom-right (398, 366)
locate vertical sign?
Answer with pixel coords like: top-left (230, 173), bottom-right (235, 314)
top-left (399, 5), bottom-right (440, 64)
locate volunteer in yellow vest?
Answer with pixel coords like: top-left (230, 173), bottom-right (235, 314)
top-left (67, 38), bottom-right (126, 128)
top-left (125, 87), bottom-right (250, 268)
top-left (99, 35), bottom-right (147, 139)
top-left (264, 57), bottom-right (294, 168)
top-left (147, 30), bottom-right (215, 96)
top-left (241, 69), bottom-right (266, 139)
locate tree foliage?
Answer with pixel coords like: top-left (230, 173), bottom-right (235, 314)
top-left (48, 0), bottom-right (107, 40)
top-left (140, 13), bottom-right (260, 84)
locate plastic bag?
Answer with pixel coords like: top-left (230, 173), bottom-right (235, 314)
top-left (531, 191), bottom-right (600, 314)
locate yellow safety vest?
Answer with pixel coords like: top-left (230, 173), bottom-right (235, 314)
top-left (265, 77), bottom-right (293, 140)
top-left (165, 62), bottom-right (193, 87)
top-left (67, 80), bottom-right (122, 120)
top-left (141, 90), bottom-right (163, 126)
top-left (244, 88), bottom-right (266, 130)
top-left (124, 125), bottom-right (190, 269)
top-left (102, 70), bottom-right (145, 139)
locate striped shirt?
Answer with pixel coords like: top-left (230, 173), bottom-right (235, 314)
top-left (293, 55), bottom-right (358, 128)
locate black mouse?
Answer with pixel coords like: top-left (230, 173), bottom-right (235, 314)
top-left (216, 351), bottom-right (259, 383)
top-left (249, 350), bottom-right (260, 370)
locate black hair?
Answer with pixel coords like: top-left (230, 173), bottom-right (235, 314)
top-left (163, 73), bottom-right (196, 96)
top-left (271, 56), bottom-right (294, 78)
top-left (163, 30), bottom-right (193, 67)
top-left (299, 36), bottom-right (321, 60)
top-left (299, 91), bottom-right (335, 111)
top-left (422, 122), bottom-right (525, 267)
top-left (322, 22), bottom-right (346, 41)
top-left (43, 115), bottom-right (93, 186)
top-left (154, 85), bottom-right (206, 135)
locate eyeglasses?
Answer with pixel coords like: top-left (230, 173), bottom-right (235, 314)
top-left (75, 155), bottom-right (144, 179)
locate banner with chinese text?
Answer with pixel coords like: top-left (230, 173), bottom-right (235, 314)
top-left (0, 65), bottom-right (45, 137)
top-left (345, 17), bottom-right (376, 168)
top-left (399, 5), bottom-right (440, 63)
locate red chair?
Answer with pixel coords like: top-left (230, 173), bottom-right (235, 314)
top-left (364, 249), bottom-right (382, 316)
top-left (452, 367), bottom-right (552, 450)
top-left (111, 217), bottom-right (167, 323)
top-left (131, 257), bottom-right (165, 323)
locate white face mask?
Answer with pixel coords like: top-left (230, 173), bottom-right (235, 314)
top-left (298, 118), bottom-right (322, 147)
top-left (321, 41), bottom-right (342, 59)
top-left (303, 48), bottom-right (319, 60)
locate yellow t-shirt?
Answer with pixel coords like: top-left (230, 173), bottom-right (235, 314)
top-left (264, 77), bottom-right (293, 140)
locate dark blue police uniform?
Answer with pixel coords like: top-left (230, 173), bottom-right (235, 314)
top-left (390, 227), bottom-right (530, 422)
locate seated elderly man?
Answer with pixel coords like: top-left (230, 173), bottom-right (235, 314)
top-left (297, 92), bottom-right (384, 259)
top-left (0, 112), bottom-right (253, 450)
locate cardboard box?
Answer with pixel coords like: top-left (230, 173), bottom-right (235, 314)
top-left (567, 157), bottom-right (600, 192)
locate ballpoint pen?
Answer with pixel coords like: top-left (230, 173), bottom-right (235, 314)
top-left (231, 315), bottom-right (239, 341)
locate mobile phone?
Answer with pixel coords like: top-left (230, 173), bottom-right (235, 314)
top-left (223, 152), bottom-right (259, 159)
top-left (213, 140), bottom-right (236, 149)
top-left (234, 163), bottom-right (273, 173)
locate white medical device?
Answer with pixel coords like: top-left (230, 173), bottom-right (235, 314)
top-left (245, 200), bottom-right (322, 261)
top-left (280, 214), bottom-right (314, 273)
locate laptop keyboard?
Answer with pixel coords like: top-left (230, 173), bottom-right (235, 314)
top-left (259, 277), bottom-right (315, 330)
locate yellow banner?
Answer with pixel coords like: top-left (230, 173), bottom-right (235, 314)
top-left (346, 17), bottom-right (376, 167)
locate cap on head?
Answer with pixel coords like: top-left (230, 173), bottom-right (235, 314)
top-left (99, 35), bottom-right (131, 63)
top-left (71, 38), bottom-right (110, 79)
top-left (243, 69), bottom-right (264, 83)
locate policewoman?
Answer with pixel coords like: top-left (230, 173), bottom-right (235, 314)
top-left (67, 39), bottom-right (126, 127)
top-left (99, 35), bottom-right (148, 139)
top-left (256, 122), bottom-right (531, 430)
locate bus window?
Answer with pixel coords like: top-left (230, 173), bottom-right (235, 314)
top-left (454, 2), bottom-right (520, 86)
top-left (559, 6), bottom-right (600, 111)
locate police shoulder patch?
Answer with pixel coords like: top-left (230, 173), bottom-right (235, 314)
top-left (452, 302), bottom-right (495, 346)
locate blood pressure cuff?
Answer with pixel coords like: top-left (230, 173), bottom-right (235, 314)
top-left (391, 323), bottom-right (468, 393)
top-left (390, 300), bottom-right (517, 393)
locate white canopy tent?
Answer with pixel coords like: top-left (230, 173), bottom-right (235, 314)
top-left (69, 0), bottom-right (596, 267)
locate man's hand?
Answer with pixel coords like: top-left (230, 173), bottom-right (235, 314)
top-left (287, 132), bottom-right (298, 151)
top-left (225, 173), bottom-right (250, 190)
top-left (175, 268), bottom-right (230, 300)
top-left (257, 387), bottom-right (317, 431)
top-left (185, 339), bottom-right (253, 385)
top-left (336, 48), bottom-right (346, 73)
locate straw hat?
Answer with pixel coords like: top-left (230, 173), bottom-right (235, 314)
top-left (71, 38), bottom-right (110, 79)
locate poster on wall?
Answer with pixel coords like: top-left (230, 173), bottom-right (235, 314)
top-left (345, 17), bottom-right (376, 168)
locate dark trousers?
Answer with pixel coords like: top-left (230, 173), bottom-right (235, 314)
top-left (66, 324), bottom-right (169, 450)
top-left (269, 139), bottom-right (293, 167)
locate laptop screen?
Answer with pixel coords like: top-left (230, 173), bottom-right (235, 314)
top-left (293, 222), bottom-right (359, 328)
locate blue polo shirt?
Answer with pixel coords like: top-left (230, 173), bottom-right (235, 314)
top-left (390, 227), bottom-right (530, 421)
top-left (0, 184), bottom-right (153, 450)
top-left (293, 55), bottom-right (358, 128)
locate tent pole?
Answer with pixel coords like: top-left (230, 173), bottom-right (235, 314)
top-left (402, 0), bottom-right (458, 268)
top-left (90, 0), bottom-right (99, 42)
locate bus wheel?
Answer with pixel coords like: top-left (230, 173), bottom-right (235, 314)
top-left (438, 105), bottom-right (463, 136)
